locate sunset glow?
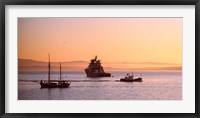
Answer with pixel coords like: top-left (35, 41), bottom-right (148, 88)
top-left (18, 18), bottom-right (182, 67)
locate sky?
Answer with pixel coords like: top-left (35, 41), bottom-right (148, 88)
top-left (18, 18), bottom-right (182, 65)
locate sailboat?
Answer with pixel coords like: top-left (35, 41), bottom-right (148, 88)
top-left (40, 54), bottom-right (71, 88)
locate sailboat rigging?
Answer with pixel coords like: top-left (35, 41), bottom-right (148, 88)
top-left (40, 54), bottom-right (71, 88)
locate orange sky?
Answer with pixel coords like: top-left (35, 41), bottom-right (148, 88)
top-left (18, 18), bottom-right (182, 64)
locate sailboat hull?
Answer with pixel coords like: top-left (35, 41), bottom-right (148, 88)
top-left (40, 82), bottom-right (70, 88)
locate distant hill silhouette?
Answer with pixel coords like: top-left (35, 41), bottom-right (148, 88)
top-left (18, 59), bottom-right (89, 70)
top-left (18, 59), bottom-right (182, 71)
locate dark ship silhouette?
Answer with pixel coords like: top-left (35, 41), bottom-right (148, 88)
top-left (85, 56), bottom-right (111, 77)
top-left (40, 54), bottom-right (71, 88)
top-left (120, 73), bottom-right (142, 82)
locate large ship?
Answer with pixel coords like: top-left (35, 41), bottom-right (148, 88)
top-left (85, 56), bottom-right (111, 77)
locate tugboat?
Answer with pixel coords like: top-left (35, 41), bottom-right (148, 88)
top-left (85, 56), bottom-right (111, 77)
top-left (40, 54), bottom-right (71, 88)
top-left (120, 73), bottom-right (142, 82)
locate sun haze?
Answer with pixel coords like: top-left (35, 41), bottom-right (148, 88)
top-left (18, 18), bottom-right (182, 66)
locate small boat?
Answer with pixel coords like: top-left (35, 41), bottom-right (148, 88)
top-left (85, 56), bottom-right (111, 77)
top-left (40, 54), bottom-right (71, 88)
top-left (120, 73), bottom-right (143, 82)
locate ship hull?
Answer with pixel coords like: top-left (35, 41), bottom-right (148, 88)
top-left (40, 82), bottom-right (70, 88)
top-left (85, 69), bottom-right (111, 77)
top-left (120, 77), bottom-right (142, 82)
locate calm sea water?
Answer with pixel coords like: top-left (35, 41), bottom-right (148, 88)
top-left (18, 70), bottom-right (182, 100)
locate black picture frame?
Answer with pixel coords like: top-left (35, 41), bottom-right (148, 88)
top-left (0, 0), bottom-right (199, 118)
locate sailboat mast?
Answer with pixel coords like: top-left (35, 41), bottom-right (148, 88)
top-left (48, 54), bottom-right (50, 84)
top-left (60, 62), bottom-right (61, 82)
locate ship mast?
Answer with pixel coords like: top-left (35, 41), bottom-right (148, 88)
top-left (48, 54), bottom-right (50, 84)
top-left (60, 62), bottom-right (62, 82)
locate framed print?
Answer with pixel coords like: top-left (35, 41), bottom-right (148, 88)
top-left (0, 0), bottom-right (199, 118)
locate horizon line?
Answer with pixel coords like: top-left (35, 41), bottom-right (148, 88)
top-left (18, 58), bottom-right (182, 65)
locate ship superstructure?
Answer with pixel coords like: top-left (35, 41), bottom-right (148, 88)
top-left (85, 56), bottom-right (111, 77)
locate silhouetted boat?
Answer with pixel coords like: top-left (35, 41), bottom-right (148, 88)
top-left (40, 54), bottom-right (71, 88)
top-left (85, 56), bottom-right (111, 77)
top-left (120, 73), bottom-right (142, 82)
